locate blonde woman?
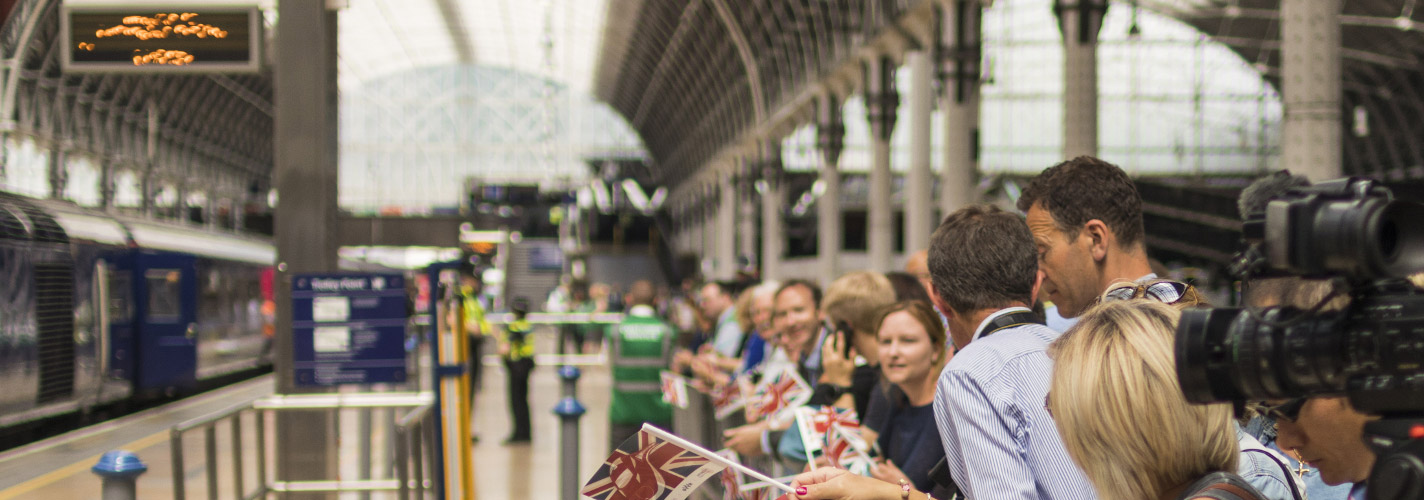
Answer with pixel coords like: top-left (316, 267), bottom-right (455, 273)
top-left (1048, 300), bottom-right (1265, 500)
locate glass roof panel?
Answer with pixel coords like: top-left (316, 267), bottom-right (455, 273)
top-left (338, 0), bottom-right (608, 93)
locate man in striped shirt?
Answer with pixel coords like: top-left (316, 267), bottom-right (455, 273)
top-left (927, 205), bottom-right (1095, 500)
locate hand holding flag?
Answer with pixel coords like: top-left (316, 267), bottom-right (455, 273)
top-left (584, 425), bottom-right (795, 500)
top-left (744, 368), bottom-right (811, 421)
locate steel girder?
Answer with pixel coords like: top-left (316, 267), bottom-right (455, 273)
top-left (595, 0), bottom-right (917, 188)
top-left (0, 0), bottom-right (272, 201)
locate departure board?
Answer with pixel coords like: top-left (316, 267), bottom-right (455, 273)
top-left (62, 6), bottom-right (260, 72)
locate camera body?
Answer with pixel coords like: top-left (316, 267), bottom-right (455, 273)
top-left (1177, 177), bottom-right (1424, 408)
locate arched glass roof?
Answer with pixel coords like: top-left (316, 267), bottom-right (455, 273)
top-left (337, 0), bottom-right (608, 94)
top-left (338, 65), bottom-right (643, 213)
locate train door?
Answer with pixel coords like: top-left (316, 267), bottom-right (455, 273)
top-left (130, 251), bottom-right (199, 393)
top-left (103, 253), bottom-right (136, 385)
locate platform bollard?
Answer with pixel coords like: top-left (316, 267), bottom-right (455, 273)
top-left (91, 450), bottom-right (147, 500)
top-left (553, 365), bottom-right (586, 500)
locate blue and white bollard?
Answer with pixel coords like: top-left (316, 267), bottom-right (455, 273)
top-left (92, 450), bottom-right (147, 500)
top-left (553, 365), bottom-right (586, 500)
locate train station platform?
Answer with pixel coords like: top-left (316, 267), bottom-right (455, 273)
top-left (0, 330), bottom-right (613, 500)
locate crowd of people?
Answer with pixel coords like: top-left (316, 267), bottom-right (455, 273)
top-left (598, 156), bottom-right (1405, 500)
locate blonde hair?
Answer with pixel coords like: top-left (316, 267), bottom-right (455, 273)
top-left (734, 287), bottom-right (757, 332)
top-left (823, 271), bottom-right (895, 335)
top-left (1048, 300), bottom-right (1237, 500)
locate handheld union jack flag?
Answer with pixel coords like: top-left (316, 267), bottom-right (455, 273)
top-left (715, 449), bottom-right (742, 500)
top-left (711, 376), bottom-right (749, 420)
top-left (823, 424), bottom-right (874, 475)
top-left (743, 368), bottom-right (811, 421)
top-left (661, 371), bottom-right (690, 409)
top-left (582, 427), bottom-right (727, 500)
top-left (808, 406), bottom-right (859, 435)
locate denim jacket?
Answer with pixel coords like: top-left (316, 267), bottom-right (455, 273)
top-left (1237, 424), bottom-right (1306, 500)
top-left (1244, 416), bottom-right (1354, 500)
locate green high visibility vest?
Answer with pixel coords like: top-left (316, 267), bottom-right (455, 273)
top-left (609, 311), bottom-right (673, 425)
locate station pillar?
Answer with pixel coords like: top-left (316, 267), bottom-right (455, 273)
top-left (865, 56), bottom-right (899, 274)
top-left (273, 0), bottom-right (340, 497)
top-left (760, 142), bottom-right (784, 280)
top-left (816, 93), bottom-right (845, 286)
top-left (938, 0), bottom-right (984, 217)
top-left (738, 162), bottom-right (757, 274)
top-left (717, 171), bottom-right (737, 279)
top-left (1280, 0), bottom-right (1343, 181)
top-left (1055, 0), bottom-right (1107, 159)
top-left (47, 143), bottom-right (66, 199)
top-left (905, 50), bottom-right (934, 253)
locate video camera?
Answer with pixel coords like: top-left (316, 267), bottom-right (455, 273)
top-left (1173, 177), bottom-right (1424, 500)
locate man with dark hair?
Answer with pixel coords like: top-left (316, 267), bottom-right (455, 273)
top-left (606, 280), bottom-right (676, 451)
top-left (1015, 156), bottom-right (1154, 321)
top-left (927, 204), bottom-right (1092, 500)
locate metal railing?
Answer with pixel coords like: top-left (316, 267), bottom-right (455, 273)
top-left (168, 392), bottom-right (437, 500)
top-left (171, 402), bottom-right (264, 500)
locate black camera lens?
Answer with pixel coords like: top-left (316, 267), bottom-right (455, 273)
top-left (1176, 308), bottom-right (1247, 404)
top-left (1177, 306), bottom-right (1350, 403)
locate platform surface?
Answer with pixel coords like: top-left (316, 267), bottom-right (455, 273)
top-left (0, 330), bottom-right (615, 500)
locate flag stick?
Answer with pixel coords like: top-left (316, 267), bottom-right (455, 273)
top-left (642, 424), bottom-right (797, 494)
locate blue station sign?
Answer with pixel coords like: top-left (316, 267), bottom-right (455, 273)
top-left (292, 273), bottom-right (408, 386)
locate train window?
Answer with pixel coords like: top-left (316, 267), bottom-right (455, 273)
top-left (107, 271), bottom-right (132, 323)
top-left (145, 269), bottom-right (183, 322)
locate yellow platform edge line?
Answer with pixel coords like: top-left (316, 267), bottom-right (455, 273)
top-left (0, 429), bottom-right (170, 500)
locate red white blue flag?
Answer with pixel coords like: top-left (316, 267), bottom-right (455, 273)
top-left (582, 427), bottom-right (726, 500)
top-left (823, 424), bottom-right (874, 474)
top-left (661, 371), bottom-right (690, 409)
top-left (743, 368), bottom-right (811, 420)
top-left (711, 375), bottom-right (750, 420)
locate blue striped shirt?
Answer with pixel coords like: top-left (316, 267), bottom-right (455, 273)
top-left (933, 308), bottom-right (1095, 500)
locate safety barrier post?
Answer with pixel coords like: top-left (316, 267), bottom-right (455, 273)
top-left (553, 365), bottom-right (586, 500)
top-left (91, 450), bottom-right (147, 500)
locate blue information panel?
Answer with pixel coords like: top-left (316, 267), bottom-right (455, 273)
top-left (292, 273), bottom-right (408, 386)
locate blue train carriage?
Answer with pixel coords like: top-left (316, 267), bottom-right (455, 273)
top-left (0, 194), bottom-right (274, 436)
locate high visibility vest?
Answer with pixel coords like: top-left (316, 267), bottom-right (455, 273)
top-left (500, 318), bottom-right (535, 360)
top-left (608, 313), bottom-right (673, 425)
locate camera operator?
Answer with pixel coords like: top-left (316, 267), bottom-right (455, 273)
top-left (1018, 157), bottom-right (1303, 500)
top-left (1234, 172), bottom-right (1377, 500)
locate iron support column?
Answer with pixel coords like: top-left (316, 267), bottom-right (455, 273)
top-left (865, 56), bottom-right (899, 274)
top-left (817, 94), bottom-right (845, 286)
top-left (906, 51), bottom-right (934, 253)
top-left (717, 172), bottom-right (737, 279)
top-left (1055, 0), bottom-right (1106, 159)
top-left (760, 143), bottom-right (784, 280)
top-left (938, 0), bottom-right (983, 216)
top-left (99, 161), bottom-right (114, 210)
top-left (274, 0), bottom-right (340, 497)
top-left (1281, 0), bottom-right (1343, 181)
top-left (738, 164), bottom-right (757, 273)
top-left (48, 143), bottom-right (67, 199)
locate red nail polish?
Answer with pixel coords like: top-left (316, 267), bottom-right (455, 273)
top-left (796, 486), bottom-right (808, 496)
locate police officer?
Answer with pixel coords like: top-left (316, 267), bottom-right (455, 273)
top-left (499, 297), bottom-right (535, 444)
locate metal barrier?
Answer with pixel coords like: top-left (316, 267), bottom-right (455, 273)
top-left (167, 392), bottom-right (438, 500)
